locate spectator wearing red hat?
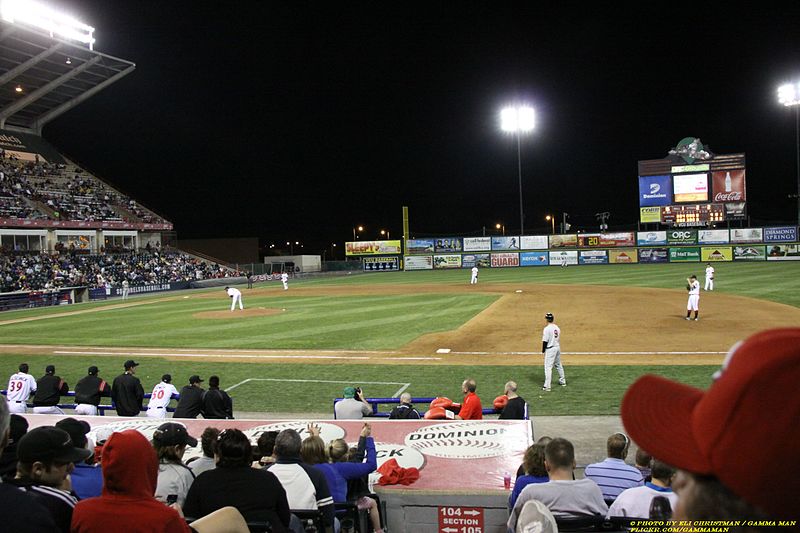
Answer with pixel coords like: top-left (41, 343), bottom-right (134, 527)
top-left (111, 360), bottom-right (144, 417)
top-left (621, 328), bottom-right (800, 524)
top-left (455, 378), bottom-right (482, 420)
top-left (71, 429), bottom-right (191, 533)
top-left (152, 422), bottom-right (197, 507)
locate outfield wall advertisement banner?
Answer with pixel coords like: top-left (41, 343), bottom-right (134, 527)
top-left (638, 175), bottom-right (672, 206)
top-left (637, 231), bottom-right (667, 246)
top-left (639, 248), bottom-right (669, 263)
top-left (549, 234), bottom-right (578, 248)
top-left (549, 250), bottom-right (578, 266)
top-left (579, 250), bottom-right (609, 264)
top-left (461, 253), bottom-right (491, 268)
top-left (434, 238), bottom-right (462, 253)
top-left (733, 246), bottom-right (766, 261)
top-left (701, 247), bottom-right (733, 262)
top-left (609, 249), bottom-right (638, 263)
top-left (667, 229), bottom-right (698, 245)
top-left (406, 239), bottom-right (435, 254)
top-left (433, 255), bottom-right (462, 269)
top-left (577, 232), bottom-right (635, 247)
top-left (491, 236), bottom-right (521, 251)
top-left (346, 240), bottom-right (402, 256)
top-left (520, 252), bottom-right (549, 266)
top-left (520, 236), bottom-right (549, 250)
top-left (698, 229), bottom-right (730, 244)
top-left (730, 228), bottom-right (763, 244)
top-left (767, 244), bottom-right (800, 261)
top-left (670, 247), bottom-right (701, 262)
top-left (640, 207), bottom-right (662, 223)
top-left (491, 253), bottom-right (519, 267)
top-left (763, 226), bottom-right (798, 243)
top-left (403, 255), bottom-right (433, 270)
top-left (462, 237), bottom-right (491, 252)
top-left (363, 257), bottom-right (400, 271)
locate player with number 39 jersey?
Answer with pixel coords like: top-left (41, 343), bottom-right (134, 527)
top-left (146, 374), bottom-right (179, 419)
top-left (6, 363), bottom-right (37, 414)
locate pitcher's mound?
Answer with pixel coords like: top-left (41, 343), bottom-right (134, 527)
top-left (194, 308), bottom-right (282, 320)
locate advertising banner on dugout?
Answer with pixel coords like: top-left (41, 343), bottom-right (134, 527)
top-left (404, 255), bottom-right (433, 270)
top-left (763, 226), bottom-right (798, 243)
top-left (520, 252), bottom-right (549, 266)
top-left (406, 239), bottom-right (435, 254)
top-left (609, 249), bottom-right (638, 263)
top-left (733, 246), bottom-right (766, 261)
top-left (670, 247), bottom-right (701, 262)
top-left (461, 253), bottom-right (491, 268)
top-left (346, 240), bottom-right (402, 256)
top-left (701, 247), bottom-right (733, 262)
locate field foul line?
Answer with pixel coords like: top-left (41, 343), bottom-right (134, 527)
top-left (446, 350), bottom-right (728, 355)
top-left (225, 378), bottom-right (412, 398)
top-left (52, 350), bottom-right (440, 362)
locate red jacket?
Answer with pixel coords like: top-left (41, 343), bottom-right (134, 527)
top-left (71, 430), bottom-right (191, 533)
top-left (459, 392), bottom-right (483, 420)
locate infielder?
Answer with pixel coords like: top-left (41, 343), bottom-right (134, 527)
top-left (470, 266), bottom-right (479, 284)
top-left (122, 279), bottom-right (130, 299)
top-left (686, 274), bottom-right (700, 320)
top-left (704, 263), bottom-right (715, 291)
top-left (146, 374), bottom-right (179, 419)
top-left (5, 363), bottom-right (37, 414)
top-left (225, 286), bottom-right (243, 310)
top-left (541, 313), bottom-right (566, 391)
top-left (281, 271), bottom-right (289, 290)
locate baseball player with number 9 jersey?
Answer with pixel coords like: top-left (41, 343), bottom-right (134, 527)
top-left (146, 374), bottom-right (179, 418)
top-left (6, 363), bottom-right (37, 414)
top-left (541, 313), bottom-right (567, 391)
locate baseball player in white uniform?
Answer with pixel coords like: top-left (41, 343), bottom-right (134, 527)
top-left (470, 266), bottom-right (479, 284)
top-left (146, 374), bottom-right (179, 418)
top-left (226, 286), bottom-right (243, 311)
top-left (686, 275), bottom-right (700, 320)
top-left (281, 271), bottom-right (289, 290)
top-left (6, 363), bottom-right (37, 414)
top-left (541, 313), bottom-right (566, 391)
top-left (704, 263), bottom-right (715, 291)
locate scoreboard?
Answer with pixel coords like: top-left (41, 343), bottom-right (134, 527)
top-left (661, 204), bottom-right (726, 227)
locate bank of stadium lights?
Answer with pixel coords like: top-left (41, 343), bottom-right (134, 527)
top-left (1, 0), bottom-right (96, 50)
top-left (777, 82), bottom-right (800, 225)
top-left (499, 104), bottom-right (536, 236)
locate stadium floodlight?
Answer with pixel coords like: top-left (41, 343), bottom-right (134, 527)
top-left (545, 215), bottom-right (555, 235)
top-left (499, 104), bottom-right (536, 236)
top-left (777, 82), bottom-right (800, 225)
top-left (1, 0), bottom-right (96, 49)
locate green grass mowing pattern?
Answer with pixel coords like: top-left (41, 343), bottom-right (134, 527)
top-left (0, 354), bottom-right (717, 415)
top-left (0, 293), bottom-right (497, 349)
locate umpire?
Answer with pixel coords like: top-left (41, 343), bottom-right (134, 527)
top-left (111, 360), bottom-right (144, 417)
top-left (74, 366), bottom-right (112, 416)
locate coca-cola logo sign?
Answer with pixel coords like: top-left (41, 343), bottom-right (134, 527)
top-left (711, 170), bottom-right (746, 203)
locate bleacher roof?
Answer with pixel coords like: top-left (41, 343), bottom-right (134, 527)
top-left (0, 19), bottom-right (135, 134)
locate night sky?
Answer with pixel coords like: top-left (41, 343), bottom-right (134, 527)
top-left (40, 2), bottom-right (800, 254)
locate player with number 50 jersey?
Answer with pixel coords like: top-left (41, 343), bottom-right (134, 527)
top-left (146, 374), bottom-right (179, 419)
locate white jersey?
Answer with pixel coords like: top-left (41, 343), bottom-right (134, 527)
top-left (281, 273), bottom-right (288, 283)
top-left (6, 372), bottom-right (37, 402)
top-left (226, 287), bottom-right (241, 298)
top-left (148, 382), bottom-right (179, 409)
top-left (688, 280), bottom-right (700, 295)
top-left (705, 266), bottom-right (714, 279)
top-left (471, 267), bottom-right (478, 276)
top-left (542, 323), bottom-right (561, 350)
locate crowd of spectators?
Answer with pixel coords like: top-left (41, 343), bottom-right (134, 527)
top-left (0, 250), bottom-right (242, 293)
top-left (0, 158), bottom-right (166, 225)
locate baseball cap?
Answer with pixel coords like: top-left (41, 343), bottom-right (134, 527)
top-left (152, 423), bottom-right (198, 447)
top-left (87, 366), bottom-right (99, 375)
top-left (162, 374), bottom-right (172, 383)
top-left (45, 364), bottom-right (55, 373)
top-left (55, 418), bottom-right (91, 449)
top-left (544, 313), bottom-right (554, 321)
top-left (9, 414), bottom-right (29, 442)
top-left (189, 375), bottom-right (203, 384)
top-left (19, 363), bottom-right (29, 373)
top-left (17, 426), bottom-right (93, 464)
top-left (343, 387), bottom-right (356, 398)
top-left (621, 328), bottom-right (800, 520)
top-left (515, 499), bottom-right (558, 533)
top-left (124, 359), bottom-right (139, 369)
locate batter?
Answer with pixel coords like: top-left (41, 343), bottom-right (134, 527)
top-left (686, 275), bottom-right (700, 320)
top-left (541, 313), bottom-right (566, 391)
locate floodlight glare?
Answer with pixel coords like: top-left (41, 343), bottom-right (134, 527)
top-left (500, 105), bottom-right (535, 133)
top-left (1, 0), bottom-right (96, 49)
top-left (778, 83), bottom-right (800, 106)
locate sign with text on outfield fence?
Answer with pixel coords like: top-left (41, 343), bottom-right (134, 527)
top-left (730, 228), bottom-right (763, 244)
top-left (667, 229), bottom-right (698, 245)
top-left (733, 246), bottom-right (766, 261)
top-left (403, 255), bottom-right (433, 270)
top-left (461, 253), bottom-right (491, 268)
top-left (639, 207), bottom-right (662, 223)
top-left (767, 244), bottom-right (800, 261)
top-left (669, 247), bottom-right (701, 262)
top-left (434, 255), bottom-right (462, 269)
top-left (609, 249), bottom-right (638, 263)
top-left (763, 226), bottom-right (798, 243)
top-left (346, 240), bottom-right (402, 256)
top-left (491, 253), bottom-right (519, 267)
top-left (362, 257), bottom-right (399, 271)
top-left (639, 247), bottom-right (669, 263)
top-left (637, 231), bottom-right (667, 246)
top-left (698, 229), bottom-right (730, 244)
top-left (548, 250), bottom-right (578, 265)
top-left (549, 234), bottom-right (578, 248)
top-left (701, 247), bottom-right (733, 262)
top-left (520, 235), bottom-right (548, 250)
top-left (520, 252), bottom-right (549, 266)
top-left (491, 236), bottom-right (521, 251)
top-left (462, 237), bottom-right (491, 252)
top-left (579, 250), bottom-right (609, 264)
top-left (438, 506), bottom-right (484, 533)
top-left (577, 232), bottom-right (635, 247)
top-left (406, 239), bottom-right (435, 254)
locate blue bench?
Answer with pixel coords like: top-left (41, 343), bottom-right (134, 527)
top-left (1, 389), bottom-right (180, 415)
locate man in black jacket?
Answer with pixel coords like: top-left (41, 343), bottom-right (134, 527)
top-left (388, 392), bottom-right (421, 419)
top-left (74, 366), bottom-right (111, 416)
top-left (111, 360), bottom-right (144, 417)
top-left (201, 375), bottom-right (233, 419)
top-left (499, 381), bottom-right (529, 420)
top-left (173, 375), bottom-right (204, 419)
top-left (32, 365), bottom-right (69, 415)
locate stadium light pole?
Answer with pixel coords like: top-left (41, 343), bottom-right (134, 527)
top-left (545, 215), bottom-right (555, 235)
top-left (500, 105), bottom-right (535, 236)
top-left (380, 229), bottom-right (390, 239)
top-left (352, 225), bottom-right (364, 240)
top-left (495, 222), bottom-right (505, 236)
top-left (778, 82), bottom-right (800, 225)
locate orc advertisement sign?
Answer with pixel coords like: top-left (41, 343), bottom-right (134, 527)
top-left (638, 175), bottom-right (672, 207)
top-left (711, 170), bottom-right (746, 203)
top-left (667, 229), bottom-right (698, 245)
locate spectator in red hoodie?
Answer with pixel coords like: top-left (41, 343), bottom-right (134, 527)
top-left (71, 430), bottom-right (191, 533)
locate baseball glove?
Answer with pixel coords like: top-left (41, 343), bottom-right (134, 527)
top-left (686, 284), bottom-right (691, 291)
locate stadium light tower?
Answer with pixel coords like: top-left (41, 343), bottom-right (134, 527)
top-left (1, 0), bottom-right (96, 49)
top-left (778, 82), bottom-right (800, 225)
top-left (500, 105), bottom-right (535, 236)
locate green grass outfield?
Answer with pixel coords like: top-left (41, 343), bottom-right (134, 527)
top-left (1, 261), bottom-right (797, 415)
